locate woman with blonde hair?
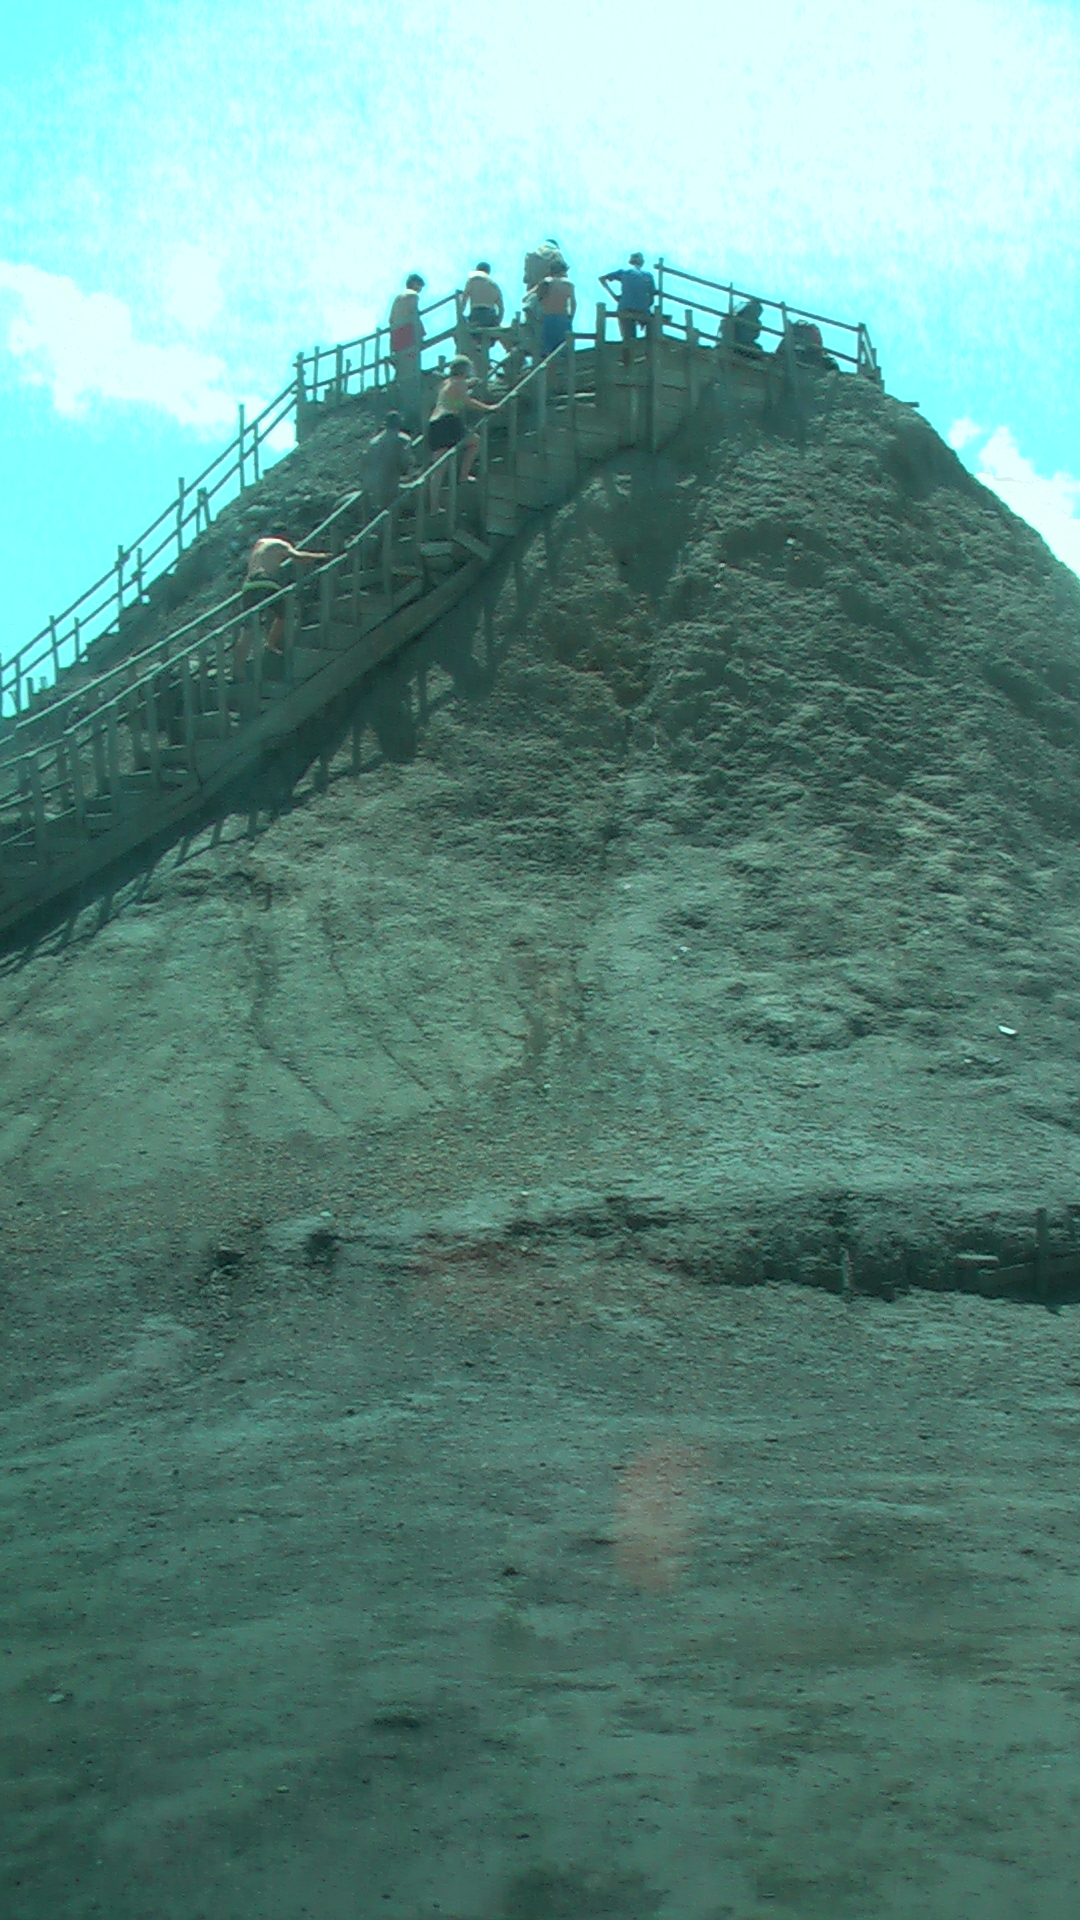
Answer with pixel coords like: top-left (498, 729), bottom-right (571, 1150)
top-left (425, 355), bottom-right (499, 508)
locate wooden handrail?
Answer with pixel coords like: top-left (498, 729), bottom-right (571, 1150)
top-left (2, 262), bottom-right (881, 729)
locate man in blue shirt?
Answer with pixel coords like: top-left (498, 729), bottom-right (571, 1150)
top-left (600, 252), bottom-right (657, 364)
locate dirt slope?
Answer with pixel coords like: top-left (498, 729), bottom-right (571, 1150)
top-left (5, 372), bottom-right (1080, 1275)
top-left (5, 369), bottom-right (1080, 1920)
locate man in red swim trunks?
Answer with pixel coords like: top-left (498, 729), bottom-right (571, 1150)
top-left (388, 273), bottom-right (425, 428)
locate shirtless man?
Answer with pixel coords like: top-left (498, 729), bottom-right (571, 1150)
top-left (235, 529), bottom-right (330, 677)
top-left (388, 273), bottom-right (426, 427)
top-left (462, 261), bottom-right (504, 375)
top-left (535, 260), bottom-right (576, 362)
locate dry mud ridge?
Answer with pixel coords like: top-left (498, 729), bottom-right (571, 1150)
top-left (4, 377), bottom-right (1080, 1916)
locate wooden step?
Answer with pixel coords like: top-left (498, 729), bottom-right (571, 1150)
top-left (453, 527), bottom-right (493, 562)
top-left (291, 645), bottom-right (339, 680)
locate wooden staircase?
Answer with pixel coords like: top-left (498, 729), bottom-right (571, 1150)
top-left (0, 330), bottom-right (721, 937)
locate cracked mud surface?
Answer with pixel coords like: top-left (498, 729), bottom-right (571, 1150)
top-left (3, 379), bottom-right (1080, 1914)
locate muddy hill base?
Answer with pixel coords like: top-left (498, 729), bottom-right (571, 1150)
top-left (5, 371), bottom-right (1080, 1294)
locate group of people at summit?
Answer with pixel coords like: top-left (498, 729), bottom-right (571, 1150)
top-left (380, 242), bottom-right (657, 507)
top-left (237, 244), bottom-right (837, 673)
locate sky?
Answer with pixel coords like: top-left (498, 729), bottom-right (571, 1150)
top-left (1, 0), bottom-right (1079, 660)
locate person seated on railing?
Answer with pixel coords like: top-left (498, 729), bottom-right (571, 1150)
top-left (426, 356), bottom-right (500, 511)
top-left (599, 252), bottom-right (656, 365)
top-left (462, 262), bottom-right (505, 365)
top-left (535, 260), bottom-right (576, 362)
top-left (786, 320), bottom-right (839, 373)
top-left (388, 273), bottom-right (426, 428)
top-left (720, 297), bottom-right (765, 360)
top-left (362, 410), bottom-right (414, 514)
top-left (234, 528), bottom-right (330, 678)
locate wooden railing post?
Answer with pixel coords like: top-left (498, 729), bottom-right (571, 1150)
top-left (49, 618), bottom-right (59, 681)
top-left (319, 567), bottom-right (333, 645)
top-left (284, 585), bottom-right (297, 681)
top-left (478, 420), bottom-right (489, 519)
top-left (177, 476), bottom-right (186, 555)
top-left (565, 333), bottom-right (576, 431)
top-left (294, 352), bottom-right (306, 441)
top-left (312, 347), bottom-right (321, 403)
top-left (537, 362), bottom-right (548, 452)
top-left (181, 656), bottom-right (197, 770)
top-left (252, 420), bottom-right (261, 484)
top-left (105, 705), bottom-right (123, 818)
top-left (381, 513), bottom-right (393, 598)
top-left (335, 344), bottom-right (344, 405)
top-left (648, 310), bottom-right (661, 452)
top-left (66, 729), bottom-right (85, 829)
top-left (595, 303), bottom-right (607, 411)
top-left (136, 548), bottom-right (145, 605)
top-left (116, 546), bottom-right (125, 621)
top-left (238, 403), bottom-right (246, 492)
top-left (216, 632), bottom-right (230, 737)
top-left (24, 755), bottom-right (49, 864)
top-left (144, 676), bottom-right (162, 787)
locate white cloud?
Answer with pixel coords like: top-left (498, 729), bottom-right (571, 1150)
top-left (947, 416), bottom-right (983, 451)
top-left (0, 260), bottom-right (238, 431)
top-left (164, 243), bottom-right (223, 333)
top-left (972, 426), bottom-right (1080, 579)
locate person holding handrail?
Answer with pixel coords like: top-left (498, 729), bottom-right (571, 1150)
top-left (362, 410), bottom-right (414, 514)
top-left (599, 251), bottom-right (656, 364)
top-left (234, 528), bottom-right (330, 679)
top-left (426, 356), bottom-right (499, 511)
top-left (388, 273), bottom-right (426, 429)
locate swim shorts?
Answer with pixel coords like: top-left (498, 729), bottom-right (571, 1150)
top-left (541, 312), bottom-right (573, 357)
top-left (427, 413), bottom-right (466, 452)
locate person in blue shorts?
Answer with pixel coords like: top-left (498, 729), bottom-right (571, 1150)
top-left (600, 251), bottom-right (656, 364)
top-left (535, 258), bottom-right (576, 360)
